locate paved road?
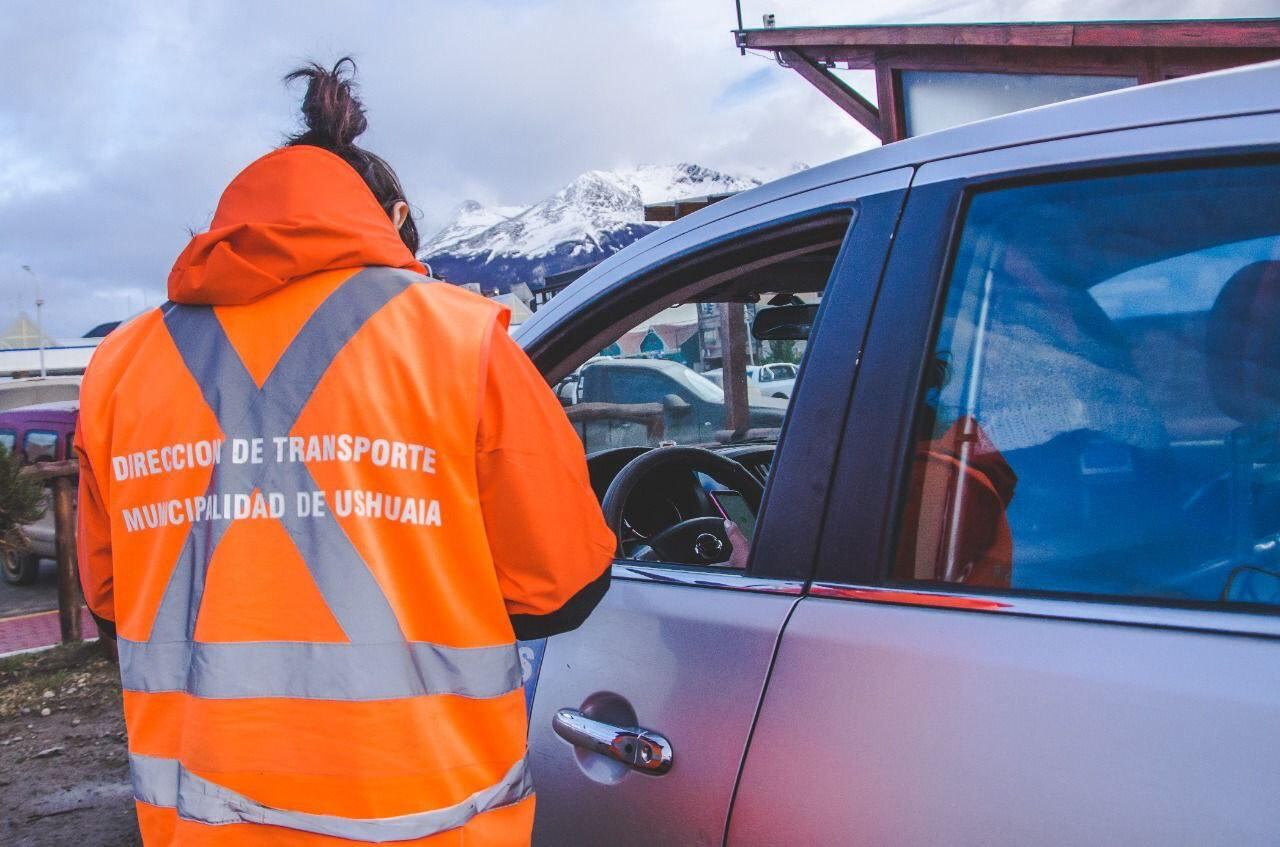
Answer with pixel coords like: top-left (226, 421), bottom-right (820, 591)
top-left (0, 557), bottom-right (59, 619)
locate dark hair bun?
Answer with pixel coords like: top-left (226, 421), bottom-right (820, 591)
top-left (284, 57), bottom-right (367, 150)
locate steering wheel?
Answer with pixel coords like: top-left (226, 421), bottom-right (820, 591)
top-left (601, 446), bottom-right (765, 565)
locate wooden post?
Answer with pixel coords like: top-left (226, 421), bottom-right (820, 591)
top-left (19, 460), bottom-right (84, 643)
top-left (719, 303), bottom-right (751, 438)
top-left (52, 474), bottom-right (81, 643)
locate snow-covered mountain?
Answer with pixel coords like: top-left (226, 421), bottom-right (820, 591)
top-left (420, 164), bottom-right (767, 292)
top-left (420, 200), bottom-right (525, 257)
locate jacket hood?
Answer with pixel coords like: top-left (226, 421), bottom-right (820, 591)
top-left (168, 145), bottom-right (426, 305)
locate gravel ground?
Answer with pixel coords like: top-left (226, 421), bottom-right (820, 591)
top-left (0, 642), bottom-right (139, 847)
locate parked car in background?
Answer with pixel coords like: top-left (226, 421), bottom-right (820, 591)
top-left (512, 62), bottom-right (1280, 845)
top-left (0, 401), bottom-right (77, 585)
top-left (704, 361), bottom-right (799, 399)
top-left (560, 357), bottom-right (785, 452)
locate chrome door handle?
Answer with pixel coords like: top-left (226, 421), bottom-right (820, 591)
top-left (552, 708), bottom-right (673, 775)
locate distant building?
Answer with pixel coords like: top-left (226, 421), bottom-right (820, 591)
top-left (492, 292), bottom-right (533, 325)
top-left (0, 314), bottom-right (55, 350)
top-left (606, 320), bottom-right (701, 365)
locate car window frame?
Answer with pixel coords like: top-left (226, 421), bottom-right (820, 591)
top-left (814, 114), bottom-right (1280, 639)
top-left (520, 168), bottom-right (914, 585)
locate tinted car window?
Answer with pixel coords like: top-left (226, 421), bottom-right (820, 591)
top-left (893, 163), bottom-right (1280, 610)
top-left (23, 430), bottom-right (59, 464)
top-left (0, 429), bottom-right (14, 454)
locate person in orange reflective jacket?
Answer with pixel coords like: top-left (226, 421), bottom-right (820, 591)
top-left (74, 59), bottom-right (615, 846)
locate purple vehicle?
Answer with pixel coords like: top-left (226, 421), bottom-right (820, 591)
top-left (0, 401), bottom-right (77, 585)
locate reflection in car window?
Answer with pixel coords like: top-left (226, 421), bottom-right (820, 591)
top-left (893, 163), bottom-right (1280, 611)
top-left (23, 430), bottom-right (59, 465)
top-left (0, 429), bottom-right (14, 454)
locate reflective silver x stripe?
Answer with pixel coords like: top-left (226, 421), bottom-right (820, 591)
top-left (118, 638), bottom-right (522, 700)
top-left (153, 267), bottom-right (416, 645)
top-left (120, 267), bottom-right (521, 703)
top-left (130, 752), bottom-right (533, 842)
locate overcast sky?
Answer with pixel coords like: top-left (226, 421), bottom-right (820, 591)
top-left (1, 0), bottom-right (1275, 336)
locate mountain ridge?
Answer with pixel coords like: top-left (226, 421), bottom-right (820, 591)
top-left (420, 163), bottom-right (768, 293)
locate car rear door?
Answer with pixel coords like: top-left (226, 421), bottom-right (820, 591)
top-left (522, 168), bottom-right (910, 845)
top-left (730, 113), bottom-right (1280, 845)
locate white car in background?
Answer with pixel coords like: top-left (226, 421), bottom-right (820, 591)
top-left (703, 362), bottom-right (798, 399)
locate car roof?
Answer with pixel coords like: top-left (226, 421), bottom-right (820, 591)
top-left (0, 400), bottom-right (79, 423)
top-left (585, 357), bottom-right (683, 371)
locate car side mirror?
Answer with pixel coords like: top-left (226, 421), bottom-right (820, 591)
top-left (662, 393), bottom-right (691, 415)
top-left (752, 304), bottom-right (818, 341)
top-left (556, 374), bottom-right (579, 407)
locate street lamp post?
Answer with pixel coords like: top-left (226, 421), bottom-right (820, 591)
top-left (21, 265), bottom-right (47, 379)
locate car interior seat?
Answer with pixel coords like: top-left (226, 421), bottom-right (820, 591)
top-left (1205, 260), bottom-right (1280, 602)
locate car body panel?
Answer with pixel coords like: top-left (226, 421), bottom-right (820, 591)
top-left (730, 87), bottom-right (1280, 845)
top-left (729, 597), bottom-right (1280, 846)
top-left (528, 575), bottom-right (798, 846)
top-left (521, 64), bottom-right (1280, 845)
top-left (524, 171), bottom-right (911, 845)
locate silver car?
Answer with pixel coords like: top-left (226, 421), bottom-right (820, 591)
top-left (515, 62), bottom-right (1280, 845)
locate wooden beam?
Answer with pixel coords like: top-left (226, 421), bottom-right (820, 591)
top-left (811, 44), bottom-right (1280, 74)
top-left (53, 476), bottom-right (82, 644)
top-left (740, 20), bottom-right (1280, 51)
top-left (779, 48), bottom-right (882, 139)
top-left (718, 303), bottom-right (751, 437)
top-left (565, 402), bottom-right (666, 443)
top-left (1072, 20), bottom-right (1280, 49)
top-left (19, 458), bottom-right (78, 482)
top-left (745, 24), bottom-right (1076, 50)
top-left (875, 63), bottom-right (905, 143)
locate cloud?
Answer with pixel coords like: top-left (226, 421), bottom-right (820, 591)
top-left (0, 0), bottom-right (1274, 335)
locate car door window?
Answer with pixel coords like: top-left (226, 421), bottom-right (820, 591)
top-left (892, 162), bottom-right (1280, 610)
top-left (547, 213), bottom-right (856, 569)
top-left (568, 295), bottom-right (819, 563)
top-left (22, 430), bottom-right (58, 465)
top-left (0, 429), bottom-right (14, 455)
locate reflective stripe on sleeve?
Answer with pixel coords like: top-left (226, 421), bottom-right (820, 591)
top-left (118, 638), bottom-right (523, 701)
top-left (130, 752), bottom-right (533, 842)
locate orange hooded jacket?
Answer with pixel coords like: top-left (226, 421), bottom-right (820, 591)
top-left (75, 144), bottom-right (615, 846)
